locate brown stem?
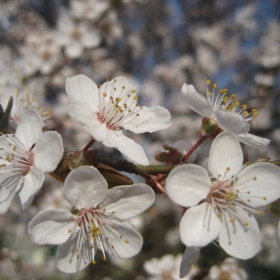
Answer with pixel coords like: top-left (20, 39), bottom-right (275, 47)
top-left (82, 138), bottom-right (95, 151)
top-left (182, 135), bottom-right (208, 163)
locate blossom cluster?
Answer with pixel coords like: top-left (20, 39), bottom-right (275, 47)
top-left (0, 69), bottom-right (279, 280)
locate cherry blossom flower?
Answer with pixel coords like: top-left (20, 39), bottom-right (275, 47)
top-left (166, 132), bottom-right (280, 259)
top-left (181, 81), bottom-right (270, 148)
top-left (0, 110), bottom-right (63, 212)
top-left (206, 257), bottom-right (248, 280)
top-left (0, 87), bottom-right (52, 129)
top-left (28, 166), bottom-right (155, 273)
top-left (144, 253), bottom-right (200, 280)
top-left (66, 75), bottom-right (172, 165)
top-left (55, 17), bottom-right (101, 59)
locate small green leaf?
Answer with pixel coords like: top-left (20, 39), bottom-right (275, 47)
top-left (0, 96), bottom-right (13, 134)
top-left (268, 200), bottom-right (280, 216)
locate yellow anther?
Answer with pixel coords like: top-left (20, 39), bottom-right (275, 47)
top-left (259, 211), bottom-right (264, 216)
top-left (68, 229), bottom-right (72, 233)
top-left (206, 80), bottom-right (211, 85)
top-left (122, 86), bottom-right (125, 89)
top-left (111, 245), bottom-right (114, 249)
top-left (111, 211), bottom-right (115, 214)
top-left (230, 94), bottom-right (236, 99)
top-left (103, 92), bottom-right (107, 97)
top-left (223, 89), bottom-right (228, 93)
top-left (227, 191), bottom-right (236, 200)
top-left (132, 89), bottom-right (136, 93)
top-left (92, 260), bottom-right (96, 264)
top-left (207, 91), bottom-right (212, 96)
top-left (242, 104), bottom-right (247, 109)
top-left (253, 177), bottom-right (257, 181)
top-left (133, 96), bottom-right (138, 100)
top-left (226, 167), bottom-right (230, 171)
top-left (263, 197), bottom-right (267, 201)
top-left (243, 111), bottom-right (249, 116)
top-left (127, 94), bottom-right (131, 98)
top-left (103, 257), bottom-right (107, 261)
top-left (230, 218), bottom-right (235, 223)
top-left (217, 213), bottom-right (222, 218)
top-left (244, 222), bottom-right (248, 227)
top-left (213, 83), bottom-right (217, 89)
top-left (125, 240), bottom-right (129, 244)
top-left (120, 235), bottom-right (123, 239)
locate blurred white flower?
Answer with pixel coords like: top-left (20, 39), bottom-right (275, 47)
top-left (71, 0), bottom-right (109, 22)
top-left (56, 17), bottom-right (101, 59)
top-left (29, 166), bottom-right (155, 273)
top-left (0, 87), bottom-right (52, 129)
top-left (206, 257), bottom-right (247, 280)
top-left (144, 253), bottom-right (199, 280)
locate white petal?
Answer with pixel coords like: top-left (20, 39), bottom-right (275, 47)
top-left (219, 207), bottom-right (260, 259)
top-left (28, 209), bottom-right (77, 245)
top-left (68, 100), bottom-right (98, 123)
top-left (15, 110), bottom-right (43, 149)
top-left (208, 132), bottom-right (243, 180)
top-left (34, 131), bottom-right (63, 172)
top-left (65, 42), bottom-right (83, 59)
top-left (82, 32), bottom-right (101, 48)
top-left (56, 232), bottom-right (92, 273)
top-left (237, 133), bottom-right (270, 148)
top-left (102, 130), bottom-right (149, 166)
top-left (180, 203), bottom-right (221, 247)
top-left (19, 167), bottom-right (44, 209)
top-left (100, 184), bottom-right (155, 220)
top-left (180, 247), bottom-right (201, 278)
top-left (235, 163), bottom-right (280, 207)
top-left (143, 258), bottom-right (162, 275)
top-left (84, 121), bottom-right (108, 142)
top-left (123, 106), bottom-right (171, 133)
top-left (215, 109), bottom-right (250, 134)
top-left (0, 175), bottom-right (23, 213)
top-left (103, 220), bottom-right (143, 258)
top-left (63, 166), bottom-right (108, 209)
top-left (181, 83), bottom-right (213, 117)
top-left (166, 164), bottom-right (210, 207)
top-left (65, 74), bottom-right (99, 106)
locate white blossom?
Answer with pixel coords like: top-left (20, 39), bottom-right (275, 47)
top-left (29, 166), bottom-right (155, 273)
top-left (181, 82), bottom-right (270, 148)
top-left (66, 75), bottom-right (172, 165)
top-left (166, 132), bottom-right (280, 259)
top-left (0, 110), bottom-right (63, 212)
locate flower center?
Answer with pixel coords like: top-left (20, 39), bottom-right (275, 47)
top-left (96, 79), bottom-right (143, 130)
top-left (0, 134), bottom-right (35, 177)
top-left (68, 206), bottom-right (130, 264)
top-left (206, 80), bottom-right (259, 122)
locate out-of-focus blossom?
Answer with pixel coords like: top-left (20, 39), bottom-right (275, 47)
top-left (66, 75), bottom-right (172, 165)
top-left (0, 87), bottom-right (52, 129)
top-left (56, 17), bottom-right (101, 59)
top-left (206, 257), bottom-right (248, 280)
top-left (258, 224), bottom-right (280, 266)
top-left (0, 110), bottom-right (63, 212)
top-left (166, 132), bottom-right (280, 259)
top-left (144, 253), bottom-right (200, 280)
top-left (29, 166), bottom-right (155, 273)
top-left (71, 0), bottom-right (109, 22)
top-left (181, 81), bottom-right (270, 148)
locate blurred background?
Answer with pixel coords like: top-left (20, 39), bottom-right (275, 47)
top-left (1, 0), bottom-right (280, 279)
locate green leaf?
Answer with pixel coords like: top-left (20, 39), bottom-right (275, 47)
top-left (0, 96), bottom-right (13, 134)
